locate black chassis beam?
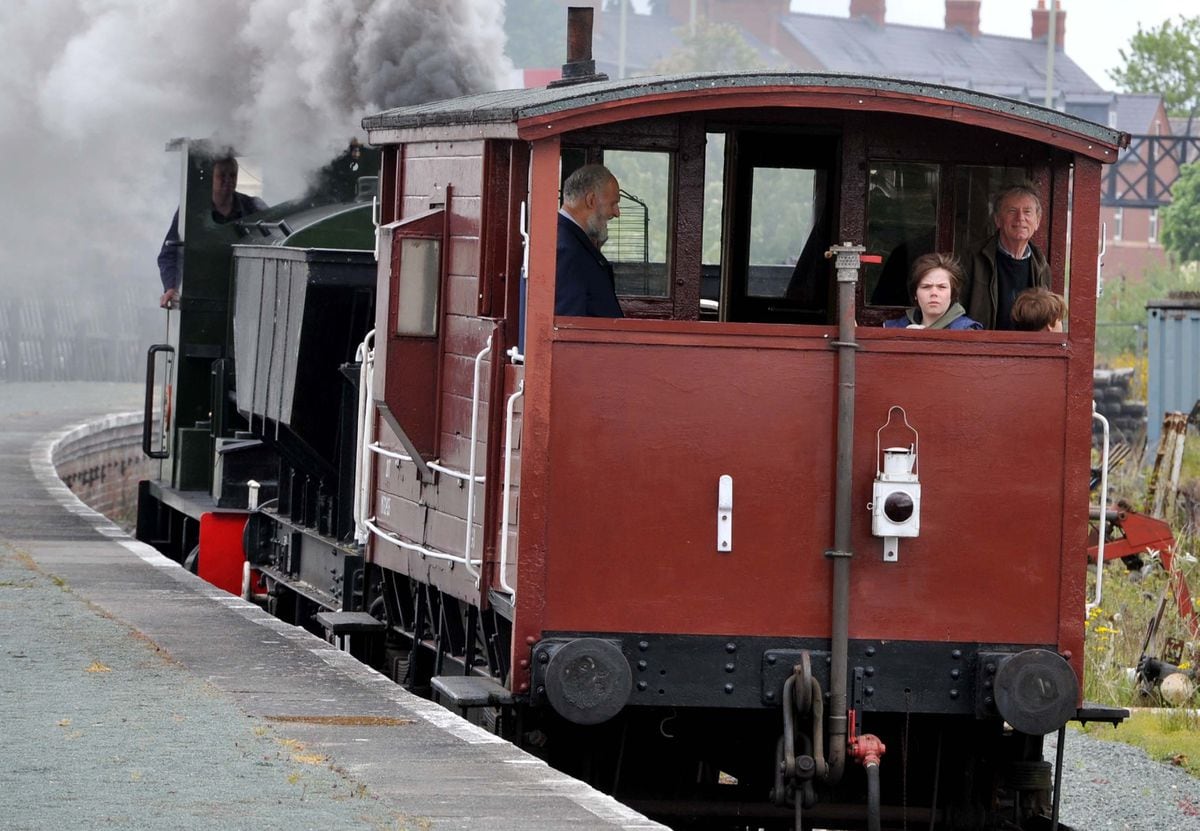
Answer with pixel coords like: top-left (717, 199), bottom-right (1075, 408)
top-left (247, 508), bottom-right (363, 612)
top-left (531, 632), bottom-right (1060, 717)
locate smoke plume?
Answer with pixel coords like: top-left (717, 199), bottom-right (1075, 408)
top-left (0, 0), bottom-right (510, 377)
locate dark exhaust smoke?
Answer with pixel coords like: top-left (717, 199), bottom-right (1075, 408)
top-left (0, 0), bottom-right (510, 381)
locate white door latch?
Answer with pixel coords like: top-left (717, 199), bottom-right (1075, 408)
top-left (717, 474), bottom-right (733, 553)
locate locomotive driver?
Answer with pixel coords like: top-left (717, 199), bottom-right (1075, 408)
top-left (963, 184), bottom-right (1051, 329)
top-left (555, 163), bottom-right (624, 318)
top-left (156, 154), bottom-right (266, 309)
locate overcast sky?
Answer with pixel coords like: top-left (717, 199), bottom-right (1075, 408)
top-left (785, 0), bottom-right (1183, 89)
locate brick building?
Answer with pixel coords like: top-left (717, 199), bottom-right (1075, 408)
top-left (513, 1), bottom-right (1183, 280)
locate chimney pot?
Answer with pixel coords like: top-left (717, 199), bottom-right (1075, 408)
top-left (1031, 1), bottom-right (1066, 51)
top-left (945, 1), bottom-right (981, 37)
top-left (849, 0), bottom-right (886, 26)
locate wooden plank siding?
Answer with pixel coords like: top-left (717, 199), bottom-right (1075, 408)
top-left (367, 139), bottom-right (510, 605)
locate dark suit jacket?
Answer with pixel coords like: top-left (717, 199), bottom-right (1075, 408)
top-left (555, 212), bottom-right (623, 318)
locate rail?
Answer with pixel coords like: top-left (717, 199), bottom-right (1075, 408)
top-left (366, 445), bottom-right (486, 484)
top-left (351, 329), bottom-right (493, 579)
top-left (461, 335), bottom-right (494, 585)
top-left (498, 345), bottom-right (526, 597)
top-left (352, 329), bottom-right (376, 544)
top-left (364, 518), bottom-right (477, 567)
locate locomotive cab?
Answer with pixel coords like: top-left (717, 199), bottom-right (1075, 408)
top-left (137, 139), bottom-right (382, 606)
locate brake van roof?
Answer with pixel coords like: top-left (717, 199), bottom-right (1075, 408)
top-left (363, 71), bottom-right (1128, 161)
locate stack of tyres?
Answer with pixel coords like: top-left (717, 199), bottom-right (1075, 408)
top-left (1093, 367), bottom-right (1147, 443)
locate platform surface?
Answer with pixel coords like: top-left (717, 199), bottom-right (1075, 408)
top-left (0, 383), bottom-right (663, 831)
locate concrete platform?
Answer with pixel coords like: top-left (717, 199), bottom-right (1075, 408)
top-left (0, 383), bottom-right (663, 831)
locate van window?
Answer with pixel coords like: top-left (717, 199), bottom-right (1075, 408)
top-left (865, 163), bottom-right (939, 307)
top-left (604, 149), bottom-right (671, 298)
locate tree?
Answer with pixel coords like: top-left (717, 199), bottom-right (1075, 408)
top-left (653, 18), bottom-right (766, 75)
top-left (503, 0), bottom-right (564, 69)
top-left (1109, 16), bottom-right (1200, 130)
top-left (1160, 161), bottom-right (1200, 262)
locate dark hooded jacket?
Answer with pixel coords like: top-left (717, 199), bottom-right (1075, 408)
top-left (883, 301), bottom-right (982, 330)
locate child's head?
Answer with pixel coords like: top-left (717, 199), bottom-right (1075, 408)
top-left (1011, 287), bottom-right (1066, 332)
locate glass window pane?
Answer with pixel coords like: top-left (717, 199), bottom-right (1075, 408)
top-left (701, 133), bottom-right (726, 314)
top-left (865, 163), bottom-right (939, 306)
top-left (395, 237), bottom-right (440, 337)
top-left (953, 164), bottom-right (1029, 256)
top-left (604, 150), bottom-right (670, 298)
top-left (747, 167), bottom-right (815, 298)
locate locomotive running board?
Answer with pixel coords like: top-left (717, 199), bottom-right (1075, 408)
top-left (1074, 702), bottom-right (1128, 726)
top-left (432, 675), bottom-right (514, 708)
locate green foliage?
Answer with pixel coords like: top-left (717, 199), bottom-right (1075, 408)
top-left (697, 134), bottom-right (817, 268)
top-left (1162, 162), bottom-right (1200, 262)
top-left (1095, 261), bottom-right (1196, 359)
top-left (749, 168), bottom-right (815, 265)
top-left (702, 133), bottom-right (726, 264)
top-left (605, 149), bottom-right (669, 264)
top-left (1109, 15), bottom-right (1200, 120)
top-left (653, 18), bottom-right (766, 74)
top-left (1083, 555), bottom-right (1199, 706)
top-left (503, 0), bottom-right (564, 69)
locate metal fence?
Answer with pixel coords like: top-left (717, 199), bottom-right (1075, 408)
top-left (0, 287), bottom-right (160, 382)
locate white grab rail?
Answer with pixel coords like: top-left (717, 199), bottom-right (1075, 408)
top-left (462, 335), bottom-right (493, 585)
top-left (355, 332), bottom-right (494, 581)
top-left (353, 329), bottom-right (376, 544)
top-left (364, 518), bottom-right (475, 567)
top-left (498, 375), bottom-right (524, 597)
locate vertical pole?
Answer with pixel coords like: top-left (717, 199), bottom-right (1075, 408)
top-left (1043, 0), bottom-right (1057, 108)
top-left (618, 0), bottom-right (627, 79)
top-left (825, 242), bottom-right (864, 785)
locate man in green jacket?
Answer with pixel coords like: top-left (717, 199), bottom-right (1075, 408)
top-left (964, 184), bottom-right (1051, 329)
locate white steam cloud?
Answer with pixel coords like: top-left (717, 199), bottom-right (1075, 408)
top-left (0, 0), bottom-right (511, 367)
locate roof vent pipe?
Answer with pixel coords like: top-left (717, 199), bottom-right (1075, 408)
top-left (549, 6), bottom-right (609, 88)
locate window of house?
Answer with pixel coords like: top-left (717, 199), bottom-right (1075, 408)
top-left (1149, 209), bottom-right (1158, 244)
top-left (1114, 207), bottom-right (1124, 242)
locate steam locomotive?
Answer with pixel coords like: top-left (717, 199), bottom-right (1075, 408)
top-left (136, 19), bottom-right (1130, 830)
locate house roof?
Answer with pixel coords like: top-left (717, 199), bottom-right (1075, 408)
top-left (1114, 93), bottom-right (1167, 134)
top-left (1169, 116), bottom-right (1199, 137)
top-left (592, 12), bottom-right (683, 76)
top-left (590, 10), bottom-right (786, 76)
top-left (777, 13), bottom-right (1105, 102)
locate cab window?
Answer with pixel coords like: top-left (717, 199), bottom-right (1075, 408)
top-left (604, 149), bottom-right (671, 300)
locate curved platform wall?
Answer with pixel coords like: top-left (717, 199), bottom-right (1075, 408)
top-left (53, 412), bottom-right (157, 530)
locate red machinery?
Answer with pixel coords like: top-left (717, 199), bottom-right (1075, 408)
top-left (1088, 505), bottom-right (1200, 639)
